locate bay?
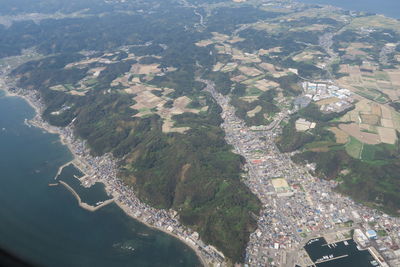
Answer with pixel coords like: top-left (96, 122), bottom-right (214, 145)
top-left (297, 0), bottom-right (400, 19)
top-left (0, 91), bottom-right (200, 267)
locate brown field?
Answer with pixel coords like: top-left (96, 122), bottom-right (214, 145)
top-left (131, 64), bottom-right (161, 75)
top-left (387, 70), bottom-right (400, 86)
top-left (211, 32), bottom-right (230, 42)
top-left (377, 127), bottom-right (398, 144)
top-left (231, 75), bottom-right (248, 82)
top-left (232, 49), bottom-right (261, 63)
top-left (220, 62), bottom-right (238, 72)
top-left (239, 66), bottom-right (263, 77)
top-left (381, 89), bottom-right (399, 101)
top-left (360, 114), bottom-right (380, 125)
top-left (338, 64), bottom-right (400, 102)
top-left (254, 79), bottom-right (279, 91)
top-left (381, 105), bottom-right (393, 119)
top-left (49, 85), bottom-right (67, 92)
top-left (123, 84), bottom-right (160, 95)
top-left (344, 15), bottom-right (400, 34)
top-left (162, 119), bottom-right (190, 133)
top-left (329, 127), bottom-right (349, 144)
top-left (339, 123), bottom-right (380, 145)
top-left (227, 37), bottom-right (245, 43)
top-left (247, 105), bottom-right (262, 118)
top-left (315, 97), bottom-right (340, 106)
top-left (195, 40), bottom-right (214, 47)
top-left (69, 90), bottom-right (86, 96)
top-left (239, 96), bottom-right (259, 103)
top-left (292, 50), bottom-right (323, 62)
top-left (131, 91), bottom-right (165, 111)
top-left (258, 47), bottom-right (282, 55)
top-left (213, 62), bottom-right (224, 72)
top-left (344, 42), bottom-right (372, 56)
top-left (88, 67), bottom-right (106, 78)
top-left (371, 103), bottom-right (382, 116)
top-left (309, 147), bottom-right (330, 152)
top-left (259, 62), bottom-right (276, 72)
top-left (381, 118), bottom-right (394, 128)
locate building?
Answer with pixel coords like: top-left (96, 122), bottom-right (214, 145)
top-left (366, 230), bottom-right (378, 240)
top-left (354, 229), bottom-right (368, 247)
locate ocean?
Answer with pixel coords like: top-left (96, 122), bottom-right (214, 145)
top-left (297, 0), bottom-right (400, 19)
top-left (0, 90), bottom-right (200, 267)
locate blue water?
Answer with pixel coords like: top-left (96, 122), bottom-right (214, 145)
top-left (0, 91), bottom-right (200, 267)
top-left (297, 0), bottom-right (400, 19)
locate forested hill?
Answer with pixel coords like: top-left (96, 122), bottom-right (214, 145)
top-left (3, 0), bottom-right (268, 263)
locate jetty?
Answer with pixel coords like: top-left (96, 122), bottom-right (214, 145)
top-left (59, 181), bottom-right (114, 212)
top-left (54, 161), bottom-right (74, 180)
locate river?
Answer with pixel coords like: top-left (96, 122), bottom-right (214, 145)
top-left (0, 90), bottom-right (200, 267)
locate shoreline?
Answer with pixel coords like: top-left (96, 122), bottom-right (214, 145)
top-left (114, 198), bottom-right (209, 267)
top-left (0, 84), bottom-right (215, 267)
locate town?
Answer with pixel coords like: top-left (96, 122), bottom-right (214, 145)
top-left (2, 54), bottom-right (400, 266)
top-left (202, 79), bottom-right (400, 267)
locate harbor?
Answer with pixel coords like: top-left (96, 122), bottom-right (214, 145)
top-left (304, 237), bottom-right (377, 267)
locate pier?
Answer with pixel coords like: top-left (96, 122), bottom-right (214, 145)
top-left (316, 254), bottom-right (348, 264)
top-left (59, 181), bottom-right (114, 212)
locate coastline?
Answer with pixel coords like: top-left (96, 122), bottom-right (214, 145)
top-left (0, 84), bottom-right (214, 267)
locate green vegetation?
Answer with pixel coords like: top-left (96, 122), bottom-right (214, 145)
top-left (13, 43), bottom-right (260, 262)
top-left (346, 137), bottom-right (363, 159)
top-left (377, 229), bottom-right (388, 237)
top-left (231, 90), bottom-right (280, 126)
top-left (5, 0), bottom-right (400, 261)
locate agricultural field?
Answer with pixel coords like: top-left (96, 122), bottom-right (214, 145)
top-left (337, 64), bottom-right (400, 103)
top-left (338, 99), bottom-right (399, 146)
top-left (328, 127), bottom-right (349, 144)
top-left (345, 137), bottom-right (363, 159)
top-left (111, 66), bottom-right (208, 133)
top-left (342, 15), bottom-right (400, 35)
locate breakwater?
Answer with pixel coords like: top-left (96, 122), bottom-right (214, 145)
top-left (59, 181), bottom-right (114, 212)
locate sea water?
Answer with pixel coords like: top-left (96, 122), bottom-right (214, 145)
top-left (0, 92), bottom-right (200, 267)
top-left (297, 0), bottom-right (400, 19)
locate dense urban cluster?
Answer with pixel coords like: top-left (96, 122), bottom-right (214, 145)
top-left (300, 81), bottom-right (354, 113)
top-left (202, 79), bottom-right (400, 267)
